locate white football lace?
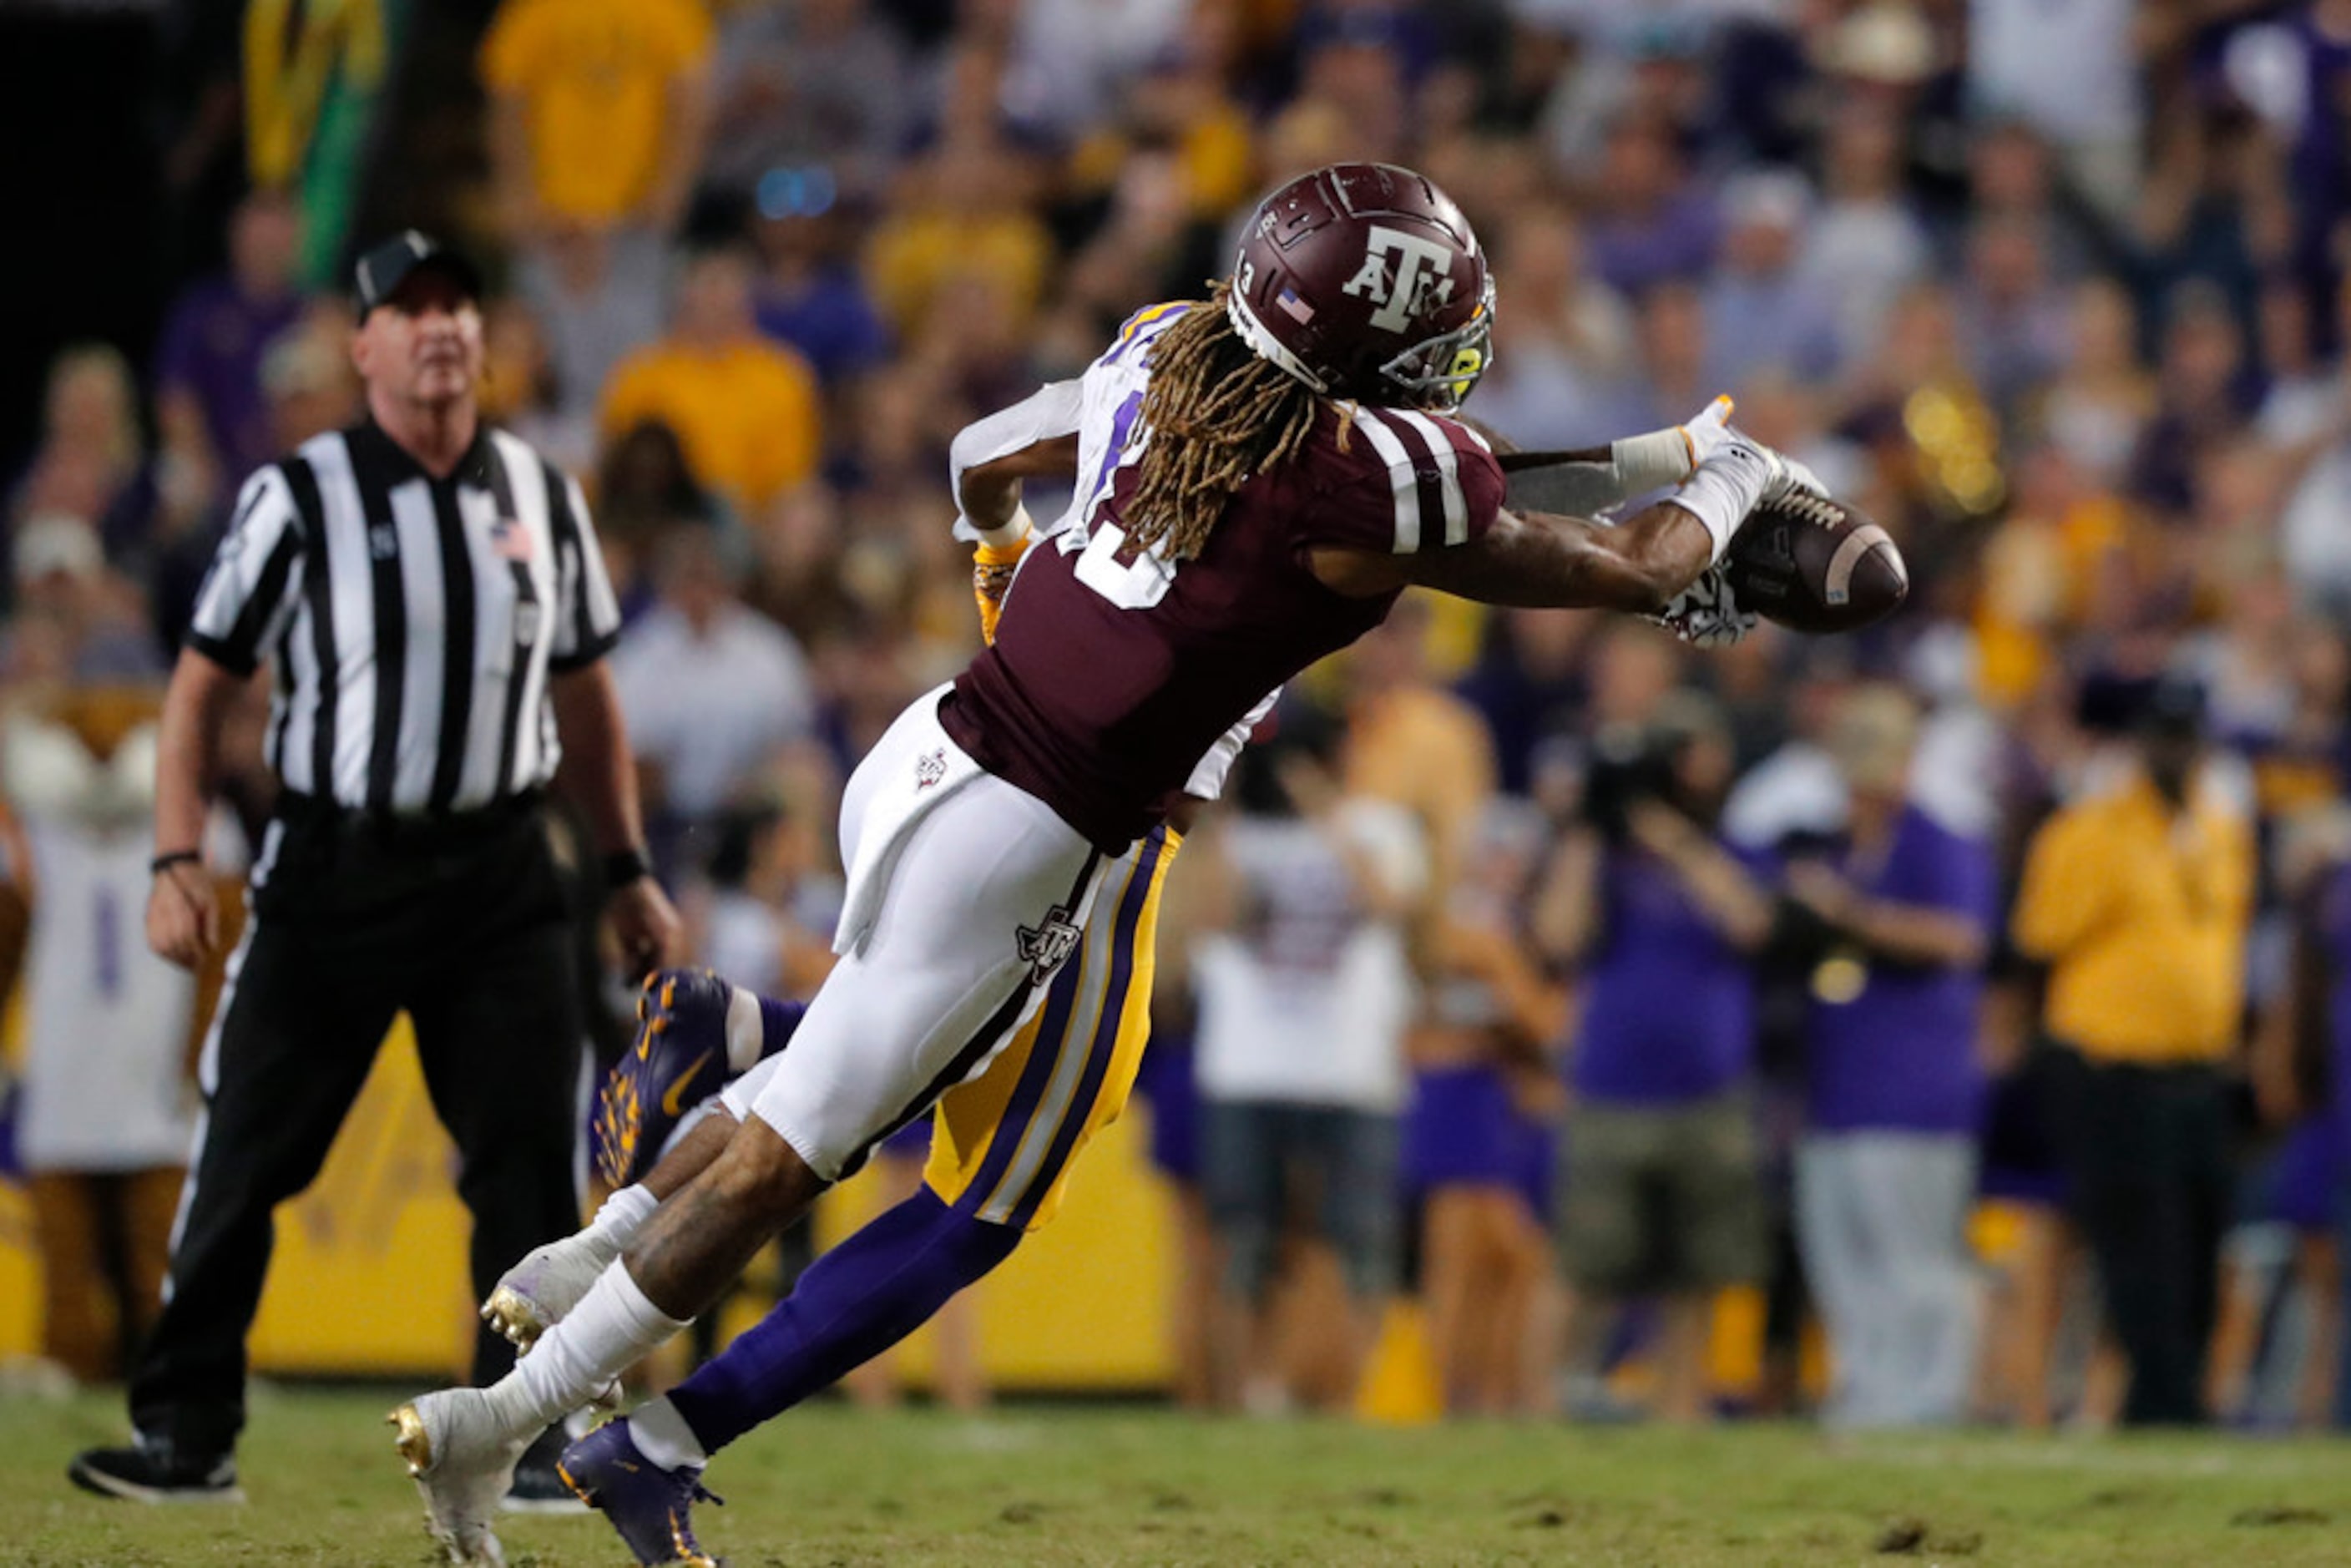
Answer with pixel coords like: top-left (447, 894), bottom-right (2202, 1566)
top-left (1773, 490), bottom-right (1841, 529)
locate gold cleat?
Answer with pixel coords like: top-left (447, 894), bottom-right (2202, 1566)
top-left (391, 1403), bottom-right (433, 1477)
top-left (480, 1284), bottom-right (549, 1353)
top-left (390, 1390), bottom-right (516, 1565)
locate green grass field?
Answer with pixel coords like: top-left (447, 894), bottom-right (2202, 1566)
top-left (9, 1387), bottom-right (2351, 1565)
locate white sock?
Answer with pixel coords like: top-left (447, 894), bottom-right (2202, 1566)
top-left (586, 1185), bottom-right (659, 1260)
top-left (627, 1397), bottom-right (709, 1472)
top-left (487, 1262), bottom-right (688, 1433)
top-left (724, 984), bottom-right (765, 1075)
top-left (1666, 443), bottom-right (1773, 564)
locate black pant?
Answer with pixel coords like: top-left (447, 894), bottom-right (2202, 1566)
top-left (2045, 1046), bottom-right (2232, 1427)
top-left (130, 796), bottom-right (584, 1456)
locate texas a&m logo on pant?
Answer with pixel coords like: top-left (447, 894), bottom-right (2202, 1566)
top-left (1015, 903), bottom-right (1082, 983)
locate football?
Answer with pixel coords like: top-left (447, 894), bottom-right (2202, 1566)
top-left (1721, 489), bottom-right (1908, 635)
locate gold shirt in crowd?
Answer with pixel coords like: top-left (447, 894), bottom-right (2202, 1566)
top-left (600, 336), bottom-right (821, 512)
top-left (478, 0), bottom-right (714, 227)
top-left (2010, 776), bottom-right (2253, 1065)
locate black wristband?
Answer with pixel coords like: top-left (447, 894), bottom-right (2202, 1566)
top-left (603, 847), bottom-right (652, 888)
top-left (150, 850), bottom-right (202, 876)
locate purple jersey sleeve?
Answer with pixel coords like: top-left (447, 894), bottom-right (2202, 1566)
top-left (1297, 407), bottom-right (1504, 558)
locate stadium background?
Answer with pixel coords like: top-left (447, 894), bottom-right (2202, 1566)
top-left (1, 0), bottom-right (2348, 1428)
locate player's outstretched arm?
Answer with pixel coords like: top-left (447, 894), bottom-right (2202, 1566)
top-left (1311, 499), bottom-right (1715, 613)
top-left (1312, 426), bottom-right (1783, 630)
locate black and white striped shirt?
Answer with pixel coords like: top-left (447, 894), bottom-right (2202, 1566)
top-left (188, 420), bottom-right (622, 812)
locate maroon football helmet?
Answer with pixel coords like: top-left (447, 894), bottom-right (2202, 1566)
top-left (1226, 162), bottom-right (1494, 412)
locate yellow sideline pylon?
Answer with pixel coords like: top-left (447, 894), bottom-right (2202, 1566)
top-left (1355, 1299), bottom-right (1444, 1425)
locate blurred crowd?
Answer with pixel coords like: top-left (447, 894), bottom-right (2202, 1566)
top-left (10, 0), bottom-right (2351, 1430)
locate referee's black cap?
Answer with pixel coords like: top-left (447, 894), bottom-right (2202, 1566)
top-left (352, 231), bottom-right (483, 318)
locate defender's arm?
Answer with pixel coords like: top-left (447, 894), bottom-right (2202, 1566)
top-left (1485, 394), bottom-right (1734, 517)
top-left (950, 382), bottom-right (1085, 641)
top-left (956, 435), bottom-right (1082, 534)
top-left (949, 379), bottom-right (1084, 538)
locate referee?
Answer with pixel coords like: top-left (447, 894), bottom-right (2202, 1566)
top-left (70, 234), bottom-right (681, 1504)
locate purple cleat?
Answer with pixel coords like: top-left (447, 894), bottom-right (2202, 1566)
top-left (594, 969), bottom-right (739, 1189)
top-left (556, 1417), bottom-right (723, 1567)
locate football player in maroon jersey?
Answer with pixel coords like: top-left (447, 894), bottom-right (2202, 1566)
top-left (394, 162), bottom-right (1802, 1567)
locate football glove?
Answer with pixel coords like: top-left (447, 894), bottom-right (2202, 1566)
top-left (1780, 454), bottom-right (1828, 498)
top-left (1650, 565), bottom-right (1757, 649)
top-left (1678, 395), bottom-right (1739, 470)
top-left (1721, 422), bottom-right (1829, 508)
top-left (973, 534), bottom-right (1032, 646)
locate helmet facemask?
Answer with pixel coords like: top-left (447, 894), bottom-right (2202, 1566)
top-left (1377, 277), bottom-right (1496, 412)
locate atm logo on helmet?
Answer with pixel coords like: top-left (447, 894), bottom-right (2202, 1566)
top-left (1341, 225), bottom-right (1459, 332)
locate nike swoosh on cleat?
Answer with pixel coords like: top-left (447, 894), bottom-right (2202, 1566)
top-left (660, 1053), bottom-right (713, 1118)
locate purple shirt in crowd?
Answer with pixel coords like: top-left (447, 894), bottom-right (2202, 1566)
top-left (1585, 191), bottom-right (1721, 295)
top-left (1804, 806), bottom-right (1995, 1136)
top-left (2284, 15), bottom-right (2351, 276)
top-left (154, 278), bottom-right (304, 481)
top-left (1570, 841), bottom-right (1767, 1106)
top-left (756, 269), bottom-right (890, 387)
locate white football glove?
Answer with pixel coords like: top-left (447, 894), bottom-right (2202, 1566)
top-left (1678, 395), bottom-right (1739, 469)
top-left (1724, 425), bottom-right (1827, 506)
top-left (1650, 565), bottom-right (1757, 649)
top-left (1778, 455), bottom-right (1828, 499)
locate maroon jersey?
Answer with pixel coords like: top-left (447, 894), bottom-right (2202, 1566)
top-left (944, 397), bottom-right (1505, 850)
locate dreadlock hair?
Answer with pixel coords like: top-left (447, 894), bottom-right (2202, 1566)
top-left (1124, 281), bottom-right (1352, 562)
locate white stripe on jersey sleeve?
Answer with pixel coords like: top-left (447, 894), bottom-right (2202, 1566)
top-left (1391, 410), bottom-right (1469, 546)
top-left (564, 473), bottom-right (624, 651)
top-left (188, 465), bottom-right (304, 651)
top-left (1350, 408), bottom-right (1423, 554)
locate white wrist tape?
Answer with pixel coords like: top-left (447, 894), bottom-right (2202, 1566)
top-left (970, 503), bottom-right (1034, 553)
top-left (1610, 427), bottom-right (1694, 496)
top-left (1665, 446), bottom-right (1771, 564)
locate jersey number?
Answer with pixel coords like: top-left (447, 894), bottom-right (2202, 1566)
top-left (1072, 521), bottom-right (1179, 609)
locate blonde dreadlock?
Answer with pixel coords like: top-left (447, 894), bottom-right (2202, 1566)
top-left (1124, 281), bottom-right (1351, 562)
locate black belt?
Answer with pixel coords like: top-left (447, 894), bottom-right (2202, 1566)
top-left (275, 787), bottom-right (545, 849)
